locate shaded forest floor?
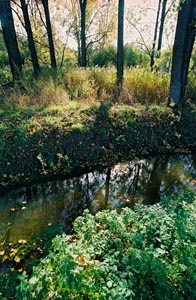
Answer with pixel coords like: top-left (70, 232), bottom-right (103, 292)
top-left (0, 95), bottom-right (196, 193)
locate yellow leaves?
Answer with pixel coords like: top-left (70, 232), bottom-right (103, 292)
top-left (9, 248), bottom-right (18, 257)
top-left (2, 255), bottom-right (8, 262)
top-left (10, 266), bottom-right (23, 272)
top-left (10, 207), bottom-right (16, 212)
top-left (73, 254), bottom-right (87, 266)
top-left (18, 239), bottom-right (27, 244)
top-left (18, 268), bottom-right (23, 273)
top-left (14, 256), bottom-right (21, 263)
top-left (1, 249), bottom-right (21, 263)
top-left (78, 254), bottom-right (86, 265)
top-left (74, 253), bottom-right (99, 267)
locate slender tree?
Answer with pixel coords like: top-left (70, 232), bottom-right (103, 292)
top-left (157, 0), bottom-right (168, 53)
top-left (168, 0), bottom-right (196, 107)
top-left (0, 0), bottom-right (22, 81)
top-left (41, 0), bottom-right (57, 69)
top-left (20, 0), bottom-right (40, 76)
top-left (150, 0), bottom-right (162, 71)
top-left (117, 0), bottom-right (124, 93)
top-left (67, 0), bottom-right (116, 67)
top-left (79, 0), bottom-right (87, 67)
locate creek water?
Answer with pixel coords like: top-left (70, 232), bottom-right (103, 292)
top-left (0, 154), bottom-right (195, 246)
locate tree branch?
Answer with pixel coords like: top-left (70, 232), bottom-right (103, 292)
top-left (126, 17), bottom-right (152, 57)
top-left (35, 0), bottom-right (47, 31)
top-left (86, 3), bottom-right (108, 32)
top-left (86, 29), bottom-right (112, 40)
top-left (86, 32), bottom-right (107, 49)
top-left (11, 6), bottom-right (26, 30)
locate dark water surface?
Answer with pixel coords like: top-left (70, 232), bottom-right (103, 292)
top-left (0, 155), bottom-right (195, 244)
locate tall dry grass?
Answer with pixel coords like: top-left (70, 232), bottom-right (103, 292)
top-left (123, 68), bottom-right (169, 105)
top-left (3, 66), bottom-right (196, 111)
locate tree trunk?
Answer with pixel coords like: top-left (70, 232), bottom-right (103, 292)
top-left (41, 0), bottom-right (57, 69)
top-left (76, 32), bottom-right (81, 66)
top-left (0, 0), bottom-right (22, 81)
top-left (20, 0), bottom-right (40, 76)
top-left (150, 0), bottom-right (161, 71)
top-left (105, 167), bottom-right (111, 205)
top-left (157, 0), bottom-right (167, 53)
top-left (168, 0), bottom-right (196, 107)
top-left (79, 0), bottom-right (87, 67)
top-left (117, 0), bottom-right (124, 93)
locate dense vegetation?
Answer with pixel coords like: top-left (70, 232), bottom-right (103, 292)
top-left (0, 67), bottom-right (196, 192)
top-left (1, 1), bottom-right (196, 299)
top-left (16, 190), bottom-right (196, 300)
top-left (0, 59), bottom-right (196, 299)
top-left (0, 66), bottom-right (195, 298)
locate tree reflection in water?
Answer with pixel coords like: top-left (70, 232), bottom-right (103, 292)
top-left (0, 155), bottom-right (195, 243)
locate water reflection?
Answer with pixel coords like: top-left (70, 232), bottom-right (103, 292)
top-left (0, 155), bottom-right (195, 243)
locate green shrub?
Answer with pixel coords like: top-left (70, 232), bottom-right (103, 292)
top-left (90, 45), bottom-right (148, 68)
top-left (155, 49), bottom-right (172, 73)
top-left (0, 67), bottom-right (12, 82)
top-left (16, 190), bottom-right (196, 300)
top-left (124, 45), bottom-right (148, 68)
top-left (90, 46), bottom-right (116, 67)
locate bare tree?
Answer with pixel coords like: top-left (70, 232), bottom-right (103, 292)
top-left (157, 0), bottom-right (177, 53)
top-left (0, 0), bottom-right (22, 81)
top-left (41, 0), bottom-right (57, 69)
top-left (157, 0), bottom-right (168, 52)
top-left (20, 0), bottom-right (40, 76)
top-left (150, 0), bottom-right (162, 71)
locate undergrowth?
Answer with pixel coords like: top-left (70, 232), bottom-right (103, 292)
top-left (0, 67), bottom-right (170, 110)
top-left (1, 67), bottom-right (196, 111)
top-left (16, 190), bottom-right (196, 300)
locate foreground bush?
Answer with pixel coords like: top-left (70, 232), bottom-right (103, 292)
top-left (17, 190), bottom-right (196, 300)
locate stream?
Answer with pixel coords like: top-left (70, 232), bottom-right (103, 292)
top-left (0, 154), bottom-right (195, 249)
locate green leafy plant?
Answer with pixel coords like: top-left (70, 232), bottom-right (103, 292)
top-left (16, 190), bottom-right (196, 300)
top-left (90, 46), bottom-right (116, 67)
